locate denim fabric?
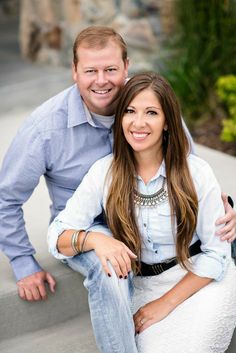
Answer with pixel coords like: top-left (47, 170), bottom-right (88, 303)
top-left (65, 250), bottom-right (138, 353)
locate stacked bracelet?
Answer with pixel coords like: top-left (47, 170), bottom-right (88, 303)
top-left (71, 230), bottom-right (81, 255)
top-left (80, 230), bottom-right (90, 253)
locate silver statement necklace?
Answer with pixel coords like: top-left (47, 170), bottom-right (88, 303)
top-left (133, 178), bottom-right (168, 207)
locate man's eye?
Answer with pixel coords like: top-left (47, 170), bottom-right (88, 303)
top-left (85, 69), bottom-right (95, 74)
top-left (106, 68), bottom-right (117, 72)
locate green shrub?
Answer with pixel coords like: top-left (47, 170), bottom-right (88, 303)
top-left (216, 75), bottom-right (236, 142)
top-left (160, 0), bottom-right (236, 124)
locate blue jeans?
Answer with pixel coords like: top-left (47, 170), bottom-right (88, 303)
top-left (65, 249), bottom-right (138, 353)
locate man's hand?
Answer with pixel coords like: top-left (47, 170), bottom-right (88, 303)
top-left (216, 193), bottom-right (236, 242)
top-left (17, 271), bottom-right (56, 301)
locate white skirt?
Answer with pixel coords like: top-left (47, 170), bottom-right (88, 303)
top-left (132, 257), bottom-right (236, 353)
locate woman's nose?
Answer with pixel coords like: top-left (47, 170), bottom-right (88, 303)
top-left (132, 113), bottom-right (146, 128)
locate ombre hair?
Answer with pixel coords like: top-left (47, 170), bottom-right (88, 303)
top-left (105, 72), bottom-right (198, 271)
top-left (73, 26), bottom-right (128, 66)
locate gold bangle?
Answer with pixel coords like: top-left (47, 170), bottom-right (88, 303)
top-left (71, 230), bottom-right (81, 255)
top-left (80, 230), bottom-right (90, 253)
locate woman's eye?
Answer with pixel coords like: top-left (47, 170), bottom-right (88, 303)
top-left (125, 108), bottom-right (135, 114)
top-left (147, 110), bottom-right (157, 115)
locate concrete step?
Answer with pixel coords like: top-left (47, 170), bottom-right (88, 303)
top-left (228, 335), bottom-right (236, 352)
top-left (0, 313), bottom-right (99, 353)
top-left (0, 262), bottom-right (89, 341)
top-left (0, 306), bottom-right (235, 353)
top-left (0, 165), bottom-right (90, 341)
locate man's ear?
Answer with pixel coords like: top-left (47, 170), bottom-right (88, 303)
top-left (124, 57), bottom-right (130, 78)
top-left (72, 61), bottom-right (77, 82)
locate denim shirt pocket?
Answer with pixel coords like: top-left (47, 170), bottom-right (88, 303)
top-left (151, 202), bottom-right (175, 244)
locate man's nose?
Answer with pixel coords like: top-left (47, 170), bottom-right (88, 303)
top-left (95, 71), bottom-right (108, 86)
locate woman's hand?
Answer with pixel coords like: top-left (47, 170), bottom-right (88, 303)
top-left (133, 297), bottom-right (173, 334)
top-left (86, 232), bottom-right (137, 278)
top-left (216, 193), bottom-right (236, 242)
top-left (133, 271), bottom-right (212, 334)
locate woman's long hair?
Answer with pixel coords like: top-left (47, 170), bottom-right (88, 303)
top-left (106, 72), bottom-right (198, 271)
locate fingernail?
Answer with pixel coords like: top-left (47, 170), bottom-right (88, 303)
top-left (124, 275), bottom-right (127, 279)
top-left (137, 331), bottom-right (140, 335)
top-left (108, 273), bottom-right (111, 277)
top-left (119, 275), bottom-right (123, 279)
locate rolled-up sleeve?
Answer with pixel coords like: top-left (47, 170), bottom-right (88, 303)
top-left (190, 157), bottom-right (231, 281)
top-left (47, 155), bottom-right (112, 259)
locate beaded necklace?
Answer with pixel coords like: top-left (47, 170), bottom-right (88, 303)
top-left (133, 178), bottom-right (168, 207)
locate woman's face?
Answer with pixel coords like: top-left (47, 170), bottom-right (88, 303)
top-left (122, 88), bottom-right (167, 158)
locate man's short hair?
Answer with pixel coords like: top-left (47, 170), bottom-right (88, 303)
top-left (73, 26), bottom-right (128, 66)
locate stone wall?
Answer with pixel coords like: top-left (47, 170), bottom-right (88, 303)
top-left (0, 0), bottom-right (19, 20)
top-left (19, 0), bottom-right (176, 73)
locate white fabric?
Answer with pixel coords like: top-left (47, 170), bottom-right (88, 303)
top-left (133, 257), bottom-right (236, 353)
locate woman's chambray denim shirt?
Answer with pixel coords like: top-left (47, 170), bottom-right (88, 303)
top-left (48, 153), bottom-right (230, 281)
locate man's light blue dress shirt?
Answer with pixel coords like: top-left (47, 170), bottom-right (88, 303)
top-left (48, 154), bottom-right (230, 282)
top-left (0, 84), bottom-right (113, 280)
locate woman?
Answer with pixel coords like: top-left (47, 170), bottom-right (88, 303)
top-left (48, 72), bottom-right (236, 352)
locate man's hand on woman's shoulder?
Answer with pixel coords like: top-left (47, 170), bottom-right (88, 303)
top-left (216, 193), bottom-right (236, 242)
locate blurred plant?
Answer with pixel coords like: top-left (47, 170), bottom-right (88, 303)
top-left (160, 0), bottom-right (236, 124)
top-left (216, 75), bottom-right (236, 142)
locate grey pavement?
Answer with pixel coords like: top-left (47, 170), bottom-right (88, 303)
top-left (0, 16), bottom-right (236, 353)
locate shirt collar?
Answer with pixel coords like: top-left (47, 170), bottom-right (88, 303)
top-left (67, 85), bottom-right (114, 129)
top-left (67, 85), bottom-right (88, 128)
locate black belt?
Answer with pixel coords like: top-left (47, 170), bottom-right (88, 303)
top-left (137, 240), bottom-right (202, 276)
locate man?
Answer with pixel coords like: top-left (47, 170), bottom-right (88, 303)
top-left (0, 26), bottom-right (235, 352)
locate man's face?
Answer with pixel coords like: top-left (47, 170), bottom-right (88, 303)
top-left (72, 40), bottom-right (129, 116)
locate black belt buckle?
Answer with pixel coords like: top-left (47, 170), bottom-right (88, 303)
top-left (152, 263), bottom-right (164, 275)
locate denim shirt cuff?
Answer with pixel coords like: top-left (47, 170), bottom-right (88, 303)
top-left (47, 220), bottom-right (74, 260)
top-left (11, 255), bottom-right (42, 281)
top-left (191, 253), bottom-right (230, 282)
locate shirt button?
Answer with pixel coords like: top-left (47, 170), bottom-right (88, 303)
top-left (155, 250), bottom-right (158, 254)
top-left (143, 223), bottom-right (147, 227)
